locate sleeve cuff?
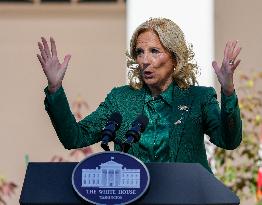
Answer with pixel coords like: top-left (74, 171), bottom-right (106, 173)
top-left (221, 89), bottom-right (238, 113)
top-left (44, 86), bottom-right (64, 107)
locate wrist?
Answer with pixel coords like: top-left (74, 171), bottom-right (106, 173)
top-left (48, 83), bottom-right (62, 94)
top-left (222, 85), bottom-right (234, 96)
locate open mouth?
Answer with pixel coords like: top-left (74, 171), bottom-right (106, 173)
top-left (143, 71), bottom-right (154, 79)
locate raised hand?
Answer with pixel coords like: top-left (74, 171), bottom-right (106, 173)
top-left (37, 37), bottom-right (71, 93)
top-left (212, 40), bottom-right (241, 96)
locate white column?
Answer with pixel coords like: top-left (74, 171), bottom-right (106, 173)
top-left (99, 170), bottom-right (102, 186)
top-left (106, 169), bottom-right (109, 186)
top-left (126, 0), bottom-right (214, 87)
top-left (113, 169), bottom-right (115, 186)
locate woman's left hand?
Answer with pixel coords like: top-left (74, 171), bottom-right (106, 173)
top-left (212, 40), bottom-right (241, 96)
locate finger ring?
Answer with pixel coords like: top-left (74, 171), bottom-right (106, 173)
top-left (229, 59), bottom-right (234, 65)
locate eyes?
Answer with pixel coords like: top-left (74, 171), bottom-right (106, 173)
top-left (135, 48), bottom-right (143, 56)
top-left (135, 47), bottom-right (160, 56)
top-left (151, 48), bottom-right (160, 54)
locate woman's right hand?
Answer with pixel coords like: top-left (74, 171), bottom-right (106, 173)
top-left (37, 37), bottom-right (71, 93)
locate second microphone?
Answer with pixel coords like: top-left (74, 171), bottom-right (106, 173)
top-left (123, 114), bottom-right (149, 153)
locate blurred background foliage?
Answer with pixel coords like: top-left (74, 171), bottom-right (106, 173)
top-left (0, 176), bottom-right (17, 205)
top-left (215, 70), bottom-right (262, 203)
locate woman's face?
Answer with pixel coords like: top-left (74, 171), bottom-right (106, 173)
top-left (135, 30), bottom-right (175, 89)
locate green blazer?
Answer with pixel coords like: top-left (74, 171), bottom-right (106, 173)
top-left (44, 83), bottom-right (242, 172)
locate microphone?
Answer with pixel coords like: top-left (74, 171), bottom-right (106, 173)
top-left (101, 112), bottom-right (122, 151)
top-left (123, 114), bottom-right (149, 153)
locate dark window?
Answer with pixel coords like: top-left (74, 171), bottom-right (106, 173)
top-left (0, 0), bottom-right (32, 3)
top-left (79, 0), bottom-right (117, 3)
top-left (41, 0), bottom-right (70, 3)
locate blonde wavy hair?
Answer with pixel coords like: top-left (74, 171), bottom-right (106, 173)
top-left (128, 17), bottom-right (199, 89)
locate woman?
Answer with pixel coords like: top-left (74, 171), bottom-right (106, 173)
top-left (37, 18), bottom-right (242, 173)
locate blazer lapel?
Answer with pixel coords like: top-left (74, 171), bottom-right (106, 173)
top-left (129, 86), bottom-right (146, 119)
top-left (123, 86), bottom-right (146, 155)
top-left (118, 86), bottom-right (146, 139)
top-left (169, 85), bottom-right (194, 161)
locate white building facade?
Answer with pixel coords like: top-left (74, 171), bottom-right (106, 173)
top-left (82, 157), bottom-right (140, 188)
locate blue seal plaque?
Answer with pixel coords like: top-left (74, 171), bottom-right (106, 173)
top-left (72, 151), bottom-right (150, 205)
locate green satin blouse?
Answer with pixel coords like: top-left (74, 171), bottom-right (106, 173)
top-left (140, 83), bottom-right (174, 162)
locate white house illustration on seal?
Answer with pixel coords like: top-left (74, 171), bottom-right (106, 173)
top-left (82, 157), bottom-right (140, 188)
